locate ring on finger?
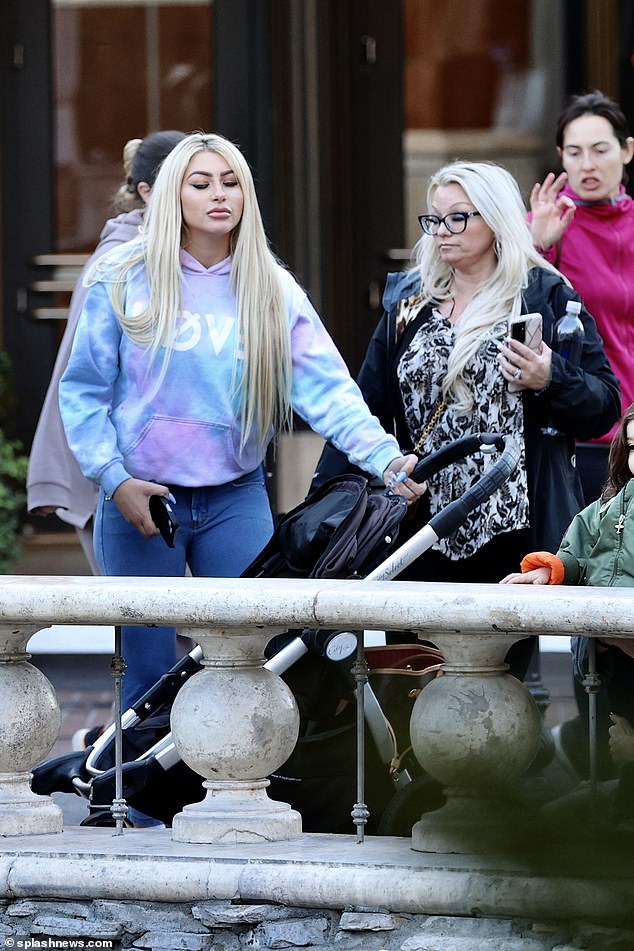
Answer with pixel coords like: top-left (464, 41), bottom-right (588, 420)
top-left (513, 368), bottom-right (522, 380)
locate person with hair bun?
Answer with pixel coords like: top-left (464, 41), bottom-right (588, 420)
top-left (27, 130), bottom-right (186, 570)
top-left (58, 132), bottom-right (421, 826)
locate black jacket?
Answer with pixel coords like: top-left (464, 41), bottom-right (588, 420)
top-left (313, 267), bottom-right (621, 553)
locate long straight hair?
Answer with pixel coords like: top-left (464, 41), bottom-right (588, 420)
top-left (604, 402), bottom-right (634, 500)
top-left (411, 161), bottom-right (562, 414)
top-left (92, 132), bottom-right (292, 448)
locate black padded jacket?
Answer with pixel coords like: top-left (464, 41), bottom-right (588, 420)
top-left (313, 267), bottom-right (621, 553)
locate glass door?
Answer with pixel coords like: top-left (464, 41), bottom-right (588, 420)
top-left (401, 0), bottom-right (564, 250)
top-left (28, 0), bottom-right (214, 418)
top-left (52, 0), bottom-right (213, 253)
top-left (2, 0), bottom-right (214, 521)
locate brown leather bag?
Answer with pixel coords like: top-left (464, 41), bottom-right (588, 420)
top-left (366, 643), bottom-right (443, 764)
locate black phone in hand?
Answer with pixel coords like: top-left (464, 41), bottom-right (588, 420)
top-left (149, 495), bottom-right (179, 548)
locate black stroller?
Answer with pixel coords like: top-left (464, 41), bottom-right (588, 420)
top-left (32, 433), bottom-right (519, 835)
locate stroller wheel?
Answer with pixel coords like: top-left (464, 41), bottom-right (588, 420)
top-left (377, 774), bottom-right (445, 837)
top-left (80, 808), bottom-right (133, 828)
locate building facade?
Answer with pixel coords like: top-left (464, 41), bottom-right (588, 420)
top-left (0, 0), bottom-right (632, 516)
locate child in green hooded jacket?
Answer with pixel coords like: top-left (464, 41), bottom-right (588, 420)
top-left (502, 402), bottom-right (634, 815)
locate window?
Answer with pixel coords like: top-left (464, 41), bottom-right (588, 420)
top-left (53, 0), bottom-right (213, 251)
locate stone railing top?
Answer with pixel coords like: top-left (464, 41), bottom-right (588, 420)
top-left (0, 575), bottom-right (633, 637)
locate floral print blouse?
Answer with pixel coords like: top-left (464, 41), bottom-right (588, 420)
top-left (397, 302), bottom-right (528, 560)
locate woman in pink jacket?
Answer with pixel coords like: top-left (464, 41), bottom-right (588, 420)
top-left (529, 91), bottom-right (634, 783)
top-left (530, 90), bottom-right (633, 504)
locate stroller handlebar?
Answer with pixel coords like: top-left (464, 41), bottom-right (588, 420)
top-left (426, 438), bottom-right (521, 541)
top-left (279, 435), bottom-right (520, 660)
top-left (409, 432), bottom-right (506, 484)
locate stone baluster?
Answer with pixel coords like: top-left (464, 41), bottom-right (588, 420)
top-left (0, 625), bottom-right (63, 835)
top-left (170, 626), bottom-right (302, 844)
top-left (409, 632), bottom-right (542, 854)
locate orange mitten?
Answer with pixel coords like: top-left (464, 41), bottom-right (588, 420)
top-left (519, 551), bottom-right (565, 585)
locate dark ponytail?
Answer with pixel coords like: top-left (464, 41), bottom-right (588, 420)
top-left (112, 130), bottom-right (187, 212)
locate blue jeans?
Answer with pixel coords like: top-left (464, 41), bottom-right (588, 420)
top-left (94, 469), bottom-right (274, 825)
top-left (94, 467), bottom-right (274, 708)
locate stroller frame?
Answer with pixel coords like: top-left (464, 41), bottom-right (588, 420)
top-left (35, 433), bottom-right (520, 841)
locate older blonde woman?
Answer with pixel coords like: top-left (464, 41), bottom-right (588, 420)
top-left (313, 160), bottom-right (620, 678)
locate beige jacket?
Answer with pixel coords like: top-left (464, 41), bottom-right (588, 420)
top-left (26, 210), bottom-right (144, 527)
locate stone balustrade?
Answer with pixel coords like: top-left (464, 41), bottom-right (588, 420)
top-left (1, 576), bottom-right (632, 848)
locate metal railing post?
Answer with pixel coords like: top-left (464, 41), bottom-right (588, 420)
top-left (351, 632), bottom-right (369, 843)
top-left (109, 624), bottom-right (128, 834)
top-left (584, 637), bottom-right (601, 796)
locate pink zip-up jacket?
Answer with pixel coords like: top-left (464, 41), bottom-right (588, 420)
top-left (537, 183), bottom-right (633, 443)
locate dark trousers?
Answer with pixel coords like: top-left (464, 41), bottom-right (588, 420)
top-left (605, 650), bottom-right (634, 722)
top-left (561, 651), bottom-right (634, 782)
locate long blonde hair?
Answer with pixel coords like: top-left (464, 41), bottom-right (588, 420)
top-left (93, 132), bottom-right (292, 448)
top-left (412, 161), bottom-right (562, 414)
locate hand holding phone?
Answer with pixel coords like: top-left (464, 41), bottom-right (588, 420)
top-left (149, 495), bottom-right (179, 548)
top-left (507, 313), bottom-right (543, 392)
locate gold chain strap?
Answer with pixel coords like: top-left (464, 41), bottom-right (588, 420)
top-left (413, 397), bottom-right (447, 455)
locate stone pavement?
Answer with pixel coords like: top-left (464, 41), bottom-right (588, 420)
top-left (32, 654), bottom-right (112, 760)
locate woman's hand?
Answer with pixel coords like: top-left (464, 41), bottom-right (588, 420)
top-left (608, 713), bottom-right (634, 768)
top-left (383, 453), bottom-right (427, 502)
top-left (500, 337), bottom-right (552, 392)
top-left (529, 172), bottom-right (576, 250)
top-left (500, 566), bottom-right (551, 584)
top-left (112, 478), bottom-right (171, 539)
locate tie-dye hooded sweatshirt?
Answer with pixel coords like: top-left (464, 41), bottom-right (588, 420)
top-left (59, 249), bottom-right (401, 497)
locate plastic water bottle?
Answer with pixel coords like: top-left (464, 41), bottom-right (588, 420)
top-left (541, 300), bottom-right (585, 437)
top-left (555, 300), bottom-right (585, 367)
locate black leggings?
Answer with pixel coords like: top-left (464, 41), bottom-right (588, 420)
top-left (604, 650), bottom-right (634, 723)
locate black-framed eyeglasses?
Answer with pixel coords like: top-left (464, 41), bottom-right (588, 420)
top-left (418, 211), bottom-right (481, 235)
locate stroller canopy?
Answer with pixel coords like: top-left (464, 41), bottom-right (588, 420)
top-left (244, 474), bottom-right (408, 580)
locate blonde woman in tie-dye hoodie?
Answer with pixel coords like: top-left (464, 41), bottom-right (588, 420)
top-left (59, 133), bottom-right (421, 815)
